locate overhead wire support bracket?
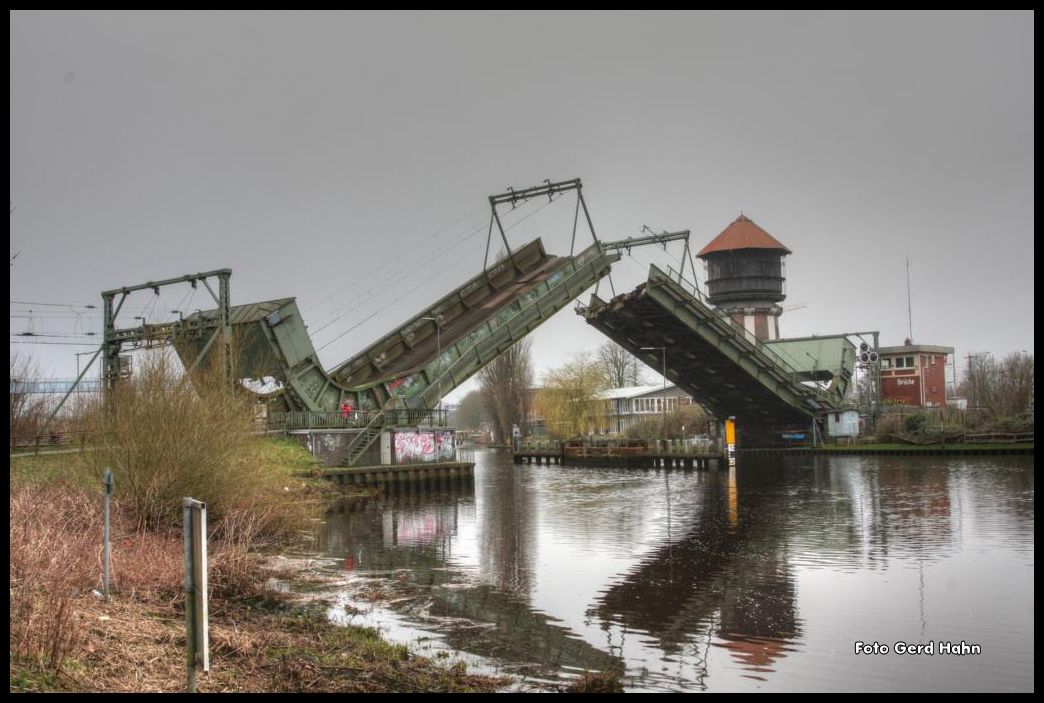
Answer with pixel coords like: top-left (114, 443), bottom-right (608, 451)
top-left (100, 269), bottom-right (234, 398)
top-left (602, 228), bottom-right (691, 254)
top-left (485, 178), bottom-right (589, 273)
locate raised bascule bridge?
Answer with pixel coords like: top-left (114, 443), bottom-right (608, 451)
top-left (74, 179), bottom-right (856, 463)
top-left (579, 267), bottom-right (855, 446)
top-left (581, 211), bottom-right (857, 446)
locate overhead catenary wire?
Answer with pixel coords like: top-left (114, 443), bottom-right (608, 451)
top-left (308, 217), bottom-right (490, 338)
top-left (10, 332), bottom-right (98, 339)
top-left (315, 194), bottom-right (565, 357)
top-left (10, 300), bottom-right (100, 308)
top-left (303, 203), bottom-right (495, 335)
top-left (303, 202), bottom-right (488, 318)
top-left (10, 340), bottom-right (100, 346)
top-left (308, 193), bottom-right (558, 335)
top-left (304, 200), bottom-right (519, 333)
top-left (311, 195), bottom-right (559, 344)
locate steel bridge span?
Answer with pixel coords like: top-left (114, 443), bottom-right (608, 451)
top-left (74, 179), bottom-right (854, 459)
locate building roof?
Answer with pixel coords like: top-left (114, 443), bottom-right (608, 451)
top-left (879, 344), bottom-right (954, 356)
top-left (597, 384), bottom-right (681, 400)
top-left (697, 214), bottom-right (792, 257)
top-left (183, 297), bottom-right (296, 326)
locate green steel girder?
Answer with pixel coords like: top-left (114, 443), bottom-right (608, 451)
top-left (169, 240), bottom-right (620, 416)
top-left (413, 242), bottom-right (620, 410)
top-left (583, 265), bottom-right (844, 428)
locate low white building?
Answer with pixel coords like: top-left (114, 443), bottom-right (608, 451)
top-left (598, 384), bottom-right (694, 434)
top-left (826, 409), bottom-right (860, 437)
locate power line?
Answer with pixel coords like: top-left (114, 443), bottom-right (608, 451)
top-left (306, 207), bottom-right (495, 332)
top-left (315, 194), bottom-right (566, 356)
top-left (10, 300), bottom-right (99, 308)
top-left (10, 333), bottom-right (98, 338)
top-left (307, 193), bottom-right (556, 337)
top-left (309, 218), bottom-right (490, 337)
top-left (303, 202), bottom-right (488, 317)
top-left (10, 340), bottom-right (100, 346)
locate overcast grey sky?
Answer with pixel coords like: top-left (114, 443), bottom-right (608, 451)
top-left (10, 11), bottom-right (1034, 397)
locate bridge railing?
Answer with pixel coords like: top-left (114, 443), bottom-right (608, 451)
top-left (657, 264), bottom-right (833, 404)
top-left (270, 408), bottom-right (449, 431)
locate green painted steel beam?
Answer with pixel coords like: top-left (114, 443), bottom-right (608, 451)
top-left (582, 264), bottom-right (844, 425)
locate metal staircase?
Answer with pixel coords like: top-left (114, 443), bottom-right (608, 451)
top-left (342, 411), bottom-right (386, 467)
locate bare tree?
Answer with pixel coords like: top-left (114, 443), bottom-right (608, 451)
top-left (10, 354), bottom-right (47, 445)
top-left (960, 351), bottom-right (1034, 419)
top-left (478, 338), bottom-right (533, 444)
top-left (961, 352), bottom-right (994, 411)
top-left (450, 389), bottom-right (486, 430)
top-left (597, 341), bottom-right (644, 388)
top-left (994, 352), bottom-right (1034, 418)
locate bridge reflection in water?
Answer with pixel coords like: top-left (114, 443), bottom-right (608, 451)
top-left (309, 449), bottom-right (1034, 692)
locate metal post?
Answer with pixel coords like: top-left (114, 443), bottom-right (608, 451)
top-left (422, 315), bottom-right (443, 424)
top-left (725, 417), bottom-right (737, 468)
top-left (641, 346), bottom-right (667, 440)
top-left (436, 320), bottom-right (441, 422)
top-left (103, 468), bottom-right (114, 599)
top-left (661, 348), bottom-right (666, 440)
top-left (490, 205), bottom-right (519, 269)
top-left (183, 497), bottom-right (209, 693)
top-left (102, 293), bottom-right (117, 394)
top-left (218, 272), bottom-right (232, 385)
top-left (183, 500), bottom-right (195, 694)
top-left (42, 345), bottom-right (102, 435)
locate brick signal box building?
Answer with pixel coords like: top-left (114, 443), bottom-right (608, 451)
top-left (878, 343), bottom-right (953, 407)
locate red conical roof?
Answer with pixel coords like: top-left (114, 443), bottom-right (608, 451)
top-left (697, 214), bottom-right (792, 257)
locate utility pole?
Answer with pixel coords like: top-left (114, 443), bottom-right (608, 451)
top-left (906, 257), bottom-right (914, 342)
top-left (422, 315), bottom-right (443, 424)
top-left (641, 346), bottom-right (667, 441)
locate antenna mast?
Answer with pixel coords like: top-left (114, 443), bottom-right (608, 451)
top-left (906, 257), bottom-right (914, 342)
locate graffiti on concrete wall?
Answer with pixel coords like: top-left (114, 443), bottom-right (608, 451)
top-left (436, 431), bottom-right (455, 460)
top-left (393, 430), bottom-right (456, 462)
top-left (394, 431), bottom-right (435, 462)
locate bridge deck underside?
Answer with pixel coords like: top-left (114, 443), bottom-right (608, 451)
top-left (586, 291), bottom-right (812, 429)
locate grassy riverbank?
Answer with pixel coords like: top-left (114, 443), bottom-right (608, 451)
top-left (9, 441), bottom-right (507, 693)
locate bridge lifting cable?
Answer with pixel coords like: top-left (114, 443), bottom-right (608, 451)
top-left (304, 202), bottom-right (489, 322)
top-left (314, 194), bottom-right (560, 357)
top-left (599, 227), bottom-right (697, 298)
top-left (485, 178), bottom-right (615, 296)
top-left (308, 213), bottom-right (492, 338)
top-left (614, 226), bottom-right (700, 294)
top-left (308, 197), bottom-right (548, 341)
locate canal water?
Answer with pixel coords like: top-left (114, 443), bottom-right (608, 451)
top-left (298, 449), bottom-right (1034, 692)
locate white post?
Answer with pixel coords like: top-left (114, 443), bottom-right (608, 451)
top-left (183, 497), bottom-right (209, 693)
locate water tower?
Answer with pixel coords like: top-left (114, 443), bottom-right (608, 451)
top-left (697, 214), bottom-right (791, 341)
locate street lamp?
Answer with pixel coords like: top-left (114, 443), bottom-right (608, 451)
top-left (421, 315), bottom-right (443, 424)
top-left (641, 346), bottom-right (667, 441)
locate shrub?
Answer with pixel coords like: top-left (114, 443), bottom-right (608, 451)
top-left (85, 353), bottom-right (306, 535)
top-left (904, 412), bottom-right (929, 434)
